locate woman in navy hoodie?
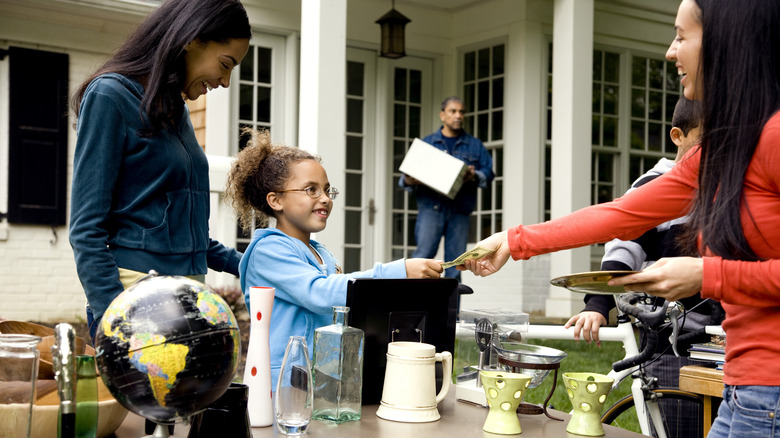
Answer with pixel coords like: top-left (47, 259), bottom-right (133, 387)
top-left (69, 0), bottom-right (251, 342)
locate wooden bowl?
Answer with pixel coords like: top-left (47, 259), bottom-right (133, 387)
top-left (0, 321), bottom-right (92, 379)
top-left (0, 377), bottom-right (128, 438)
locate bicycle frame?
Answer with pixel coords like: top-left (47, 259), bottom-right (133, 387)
top-left (526, 320), bottom-right (667, 437)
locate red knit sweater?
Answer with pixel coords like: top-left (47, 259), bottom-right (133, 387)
top-left (509, 112), bottom-right (780, 386)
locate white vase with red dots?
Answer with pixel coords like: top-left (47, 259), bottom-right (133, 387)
top-left (243, 286), bottom-right (275, 427)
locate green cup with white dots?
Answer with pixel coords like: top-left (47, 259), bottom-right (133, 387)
top-left (479, 370), bottom-right (532, 435)
top-left (563, 372), bottom-right (615, 436)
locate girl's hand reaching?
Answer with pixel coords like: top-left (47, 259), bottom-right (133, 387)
top-left (405, 258), bottom-right (444, 279)
top-left (457, 231), bottom-right (511, 277)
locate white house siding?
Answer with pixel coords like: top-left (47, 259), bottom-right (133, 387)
top-left (0, 0), bottom-right (679, 322)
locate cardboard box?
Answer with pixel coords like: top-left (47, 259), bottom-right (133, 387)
top-left (399, 138), bottom-right (468, 199)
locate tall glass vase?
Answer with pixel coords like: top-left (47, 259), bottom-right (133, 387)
top-left (275, 336), bottom-right (313, 435)
top-left (243, 286), bottom-right (275, 427)
top-left (312, 306), bottom-right (363, 423)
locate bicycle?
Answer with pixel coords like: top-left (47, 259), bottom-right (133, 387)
top-left (522, 292), bottom-right (708, 438)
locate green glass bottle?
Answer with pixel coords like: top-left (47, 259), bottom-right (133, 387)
top-left (75, 355), bottom-right (98, 438)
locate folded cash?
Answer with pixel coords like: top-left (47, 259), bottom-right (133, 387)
top-left (440, 247), bottom-right (496, 269)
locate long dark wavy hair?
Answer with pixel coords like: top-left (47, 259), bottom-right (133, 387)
top-left (679, 0), bottom-right (780, 261)
top-left (71, 0), bottom-right (251, 135)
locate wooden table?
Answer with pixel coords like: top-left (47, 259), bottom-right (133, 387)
top-left (113, 392), bottom-right (646, 438)
top-left (679, 365), bottom-right (725, 438)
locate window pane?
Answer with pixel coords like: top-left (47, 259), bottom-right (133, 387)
top-left (463, 83), bottom-right (475, 112)
top-left (393, 104), bottom-right (406, 137)
top-left (257, 86), bottom-right (271, 123)
top-left (346, 136), bottom-right (363, 170)
top-left (345, 210), bottom-right (361, 244)
top-left (604, 52), bottom-right (620, 83)
top-left (592, 115), bottom-right (601, 145)
top-left (495, 212), bottom-right (502, 233)
top-left (603, 116), bottom-right (617, 147)
top-left (478, 48), bottom-right (490, 79)
top-left (258, 48), bottom-right (272, 84)
top-left (666, 61), bottom-right (679, 91)
top-left (481, 181), bottom-right (493, 210)
top-left (632, 57), bottom-right (646, 87)
top-left (393, 183), bottom-right (405, 209)
top-left (392, 213), bottom-right (404, 245)
top-left (464, 115), bottom-right (474, 135)
top-left (347, 61), bottom-right (364, 97)
top-left (592, 83), bottom-right (602, 113)
top-left (492, 44), bottom-right (505, 75)
top-left (648, 91), bottom-right (663, 121)
top-left (495, 148), bottom-right (503, 177)
top-left (240, 47), bottom-right (254, 82)
top-left (464, 51), bottom-right (476, 82)
top-left (407, 215), bottom-right (417, 246)
top-left (492, 77), bottom-right (504, 108)
top-left (409, 105), bottom-right (421, 138)
top-left (665, 94), bottom-right (678, 123)
top-left (393, 140), bottom-right (406, 171)
top-left (239, 84), bottom-right (253, 120)
top-left (593, 50), bottom-right (602, 80)
top-left (394, 68), bottom-right (407, 101)
top-left (477, 113), bottom-right (489, 142)
top-left (346, 173), bottom-right (362, 207)
top-left (496, 179), bottom-right (503, 209)
top-left (346, 98), bottom-right (363, 133)
top-left (468, 214), bottom-right (477, 242)
top-left (603, 85), bottom-right (618, 115)
top-left (478, 80), bottom-right (490, 110)
top-left (648, 121), bottom-right (663, 151)
top-left (598, 153), bottom-right (613, 182)
top-left (409, 70), bottom-right (422, 103)
top-left (631, 88), bottom-right (645, 118)
top-left (343, 248), bottom-right (360, 273)
top-left (629, 155), bottom-right (642, 184)
top-left (631, 120), bottom-right (645, 150)
top-left (491, 111), bottom-right (503, 141)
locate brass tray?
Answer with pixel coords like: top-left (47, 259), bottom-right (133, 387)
top-left (549, 270), bottom-right (638, 294)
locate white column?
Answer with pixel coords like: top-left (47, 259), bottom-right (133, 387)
top-left (298, 0), bottom-right (347, 259)
top-left (546, 0), bottom-right (593, 317)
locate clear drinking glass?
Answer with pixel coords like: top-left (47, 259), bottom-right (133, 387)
top-left (312, 306), bottom-right (363, 423)
top-left (0, 334), bottom-right (42, 438)
top-left (275, 336), bottom-right (313, 435)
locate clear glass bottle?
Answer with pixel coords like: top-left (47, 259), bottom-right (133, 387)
top-left (312, 306), bottom-right (364, 423)
top-left (275, 336), bottom-right (313, 435)
top-left (0, 334), bottom-right (41, 438)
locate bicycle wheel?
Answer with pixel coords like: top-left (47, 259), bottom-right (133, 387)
top-left (601, 389), bottom-right (704, 438)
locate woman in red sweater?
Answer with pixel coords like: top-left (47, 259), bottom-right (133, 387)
top-left (461, 0), bottom-right (780, 435)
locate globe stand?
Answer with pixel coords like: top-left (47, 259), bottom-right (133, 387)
top-left (143, 422), bottom-right (172, 438)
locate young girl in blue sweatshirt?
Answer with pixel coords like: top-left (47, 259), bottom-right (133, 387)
top-left (226, 130), bottom-right (443, 386)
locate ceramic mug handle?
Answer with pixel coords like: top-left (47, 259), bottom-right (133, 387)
top-left (434, 351), bottom-right (452, 404)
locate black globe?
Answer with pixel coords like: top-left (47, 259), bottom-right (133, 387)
top-left (95, 274), bottom-right (240, 424)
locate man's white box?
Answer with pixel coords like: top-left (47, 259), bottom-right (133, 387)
top-left (399, 138), bottom-right (468, 199)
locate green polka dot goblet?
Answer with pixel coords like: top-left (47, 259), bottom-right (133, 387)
top-left (479, 370), bottom-right (532, 435)
top-left (562, 372), bottom-right (615, 436)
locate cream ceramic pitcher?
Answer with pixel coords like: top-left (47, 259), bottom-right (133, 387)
top-left (375, 341), bottom-right (452, 423)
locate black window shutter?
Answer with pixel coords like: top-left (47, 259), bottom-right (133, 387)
top-left (8, 46), bottom-right (69, 225)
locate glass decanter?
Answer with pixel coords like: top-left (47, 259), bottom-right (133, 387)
top-left (312, 306), bottom-right (364, 423)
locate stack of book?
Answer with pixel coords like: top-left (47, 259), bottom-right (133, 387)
top-left (688, 328), bottom-right (726, 370)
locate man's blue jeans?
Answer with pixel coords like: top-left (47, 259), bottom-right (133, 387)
top-left (411, 205), bottom-right (470, 281)
top-left (709, 385), bottom-right (780, 437)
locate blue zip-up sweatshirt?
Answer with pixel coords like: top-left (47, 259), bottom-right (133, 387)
top-left (69, 73), bottom-right (241, 323)
top-left (239, 228), bottom-right (407, 388)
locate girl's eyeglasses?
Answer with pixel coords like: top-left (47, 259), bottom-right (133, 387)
top-left (275, 186), bottom-right (339, 200)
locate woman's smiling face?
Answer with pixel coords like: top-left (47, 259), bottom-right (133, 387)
top-left (666, 0), bottom-right (703, 100)
top-left (182, 37), bottom-right (249, 100)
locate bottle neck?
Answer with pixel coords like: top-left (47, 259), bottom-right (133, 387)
top-left (332, 306), bottom-right (349, 326)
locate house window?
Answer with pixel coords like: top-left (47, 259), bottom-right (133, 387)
top-left (462, 44), bottom-right (504, 242)
top-left (542, 46), bottom-right (680, 221)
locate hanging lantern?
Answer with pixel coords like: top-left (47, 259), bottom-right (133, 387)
top-left (375, 1), bottom-right (411, 59)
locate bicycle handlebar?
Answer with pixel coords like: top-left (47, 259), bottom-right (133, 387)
top-left (612, 292), bottom-right (670, 372)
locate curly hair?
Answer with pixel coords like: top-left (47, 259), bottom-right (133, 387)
top-left (226, 129), bottom-right (319, 231)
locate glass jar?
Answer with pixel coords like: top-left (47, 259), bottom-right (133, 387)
top-left (0, 334), bottom-right (42, 438)
top-left (312, 306), bottom-right (364, 423)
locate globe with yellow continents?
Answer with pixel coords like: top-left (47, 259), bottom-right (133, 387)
top-left (95, 272), bottom-right (240, 427)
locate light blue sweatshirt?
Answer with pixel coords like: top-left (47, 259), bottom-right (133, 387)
top-left (239, 228), bottom-right (407, 388)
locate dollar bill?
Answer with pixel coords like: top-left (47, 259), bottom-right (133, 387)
top-left (440, 246), bottom-right (496, 269)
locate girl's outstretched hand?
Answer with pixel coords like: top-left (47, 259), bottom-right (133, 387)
top-left (405, 258), bottom-right (444, 279)
top-left (457, 231), bottom-right (511, 277)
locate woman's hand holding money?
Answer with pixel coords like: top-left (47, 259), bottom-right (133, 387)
top-left (457, 231), bottom-right (510, 277)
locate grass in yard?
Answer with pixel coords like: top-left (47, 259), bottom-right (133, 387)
top-left (521, 338), bottom-right (640, 434)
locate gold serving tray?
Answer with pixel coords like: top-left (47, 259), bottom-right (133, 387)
top-left (550, 270), bottom-right (638, 294)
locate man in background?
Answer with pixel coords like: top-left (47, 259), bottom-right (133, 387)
top-left (399, 96), bottom-right (494, 281)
